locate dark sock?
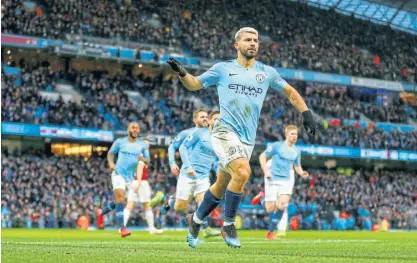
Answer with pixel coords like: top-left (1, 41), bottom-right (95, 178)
top-left (269, 212), bottom-right (279, 232)
top-left (275, 209), bottom-right (284, 222)
top-left (115, 203), bottom-right (125, 228)
top-left (224, 189), bottom-right (242, 224)
top-left (100, 201), bottom-right (116, 215)
top-left (195, 190), bottom-right (221, 222)
top-left (202, 219), bottom-right (209, 229)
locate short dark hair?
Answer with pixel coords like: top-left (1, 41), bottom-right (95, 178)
top-left (193, 109), bottom-right (208, 119)
top-left (128, 121), bottom-right (139, 128)
top-left (209, 111), bottom-right (220, 119)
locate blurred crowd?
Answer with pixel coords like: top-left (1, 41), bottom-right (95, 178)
top-left (2, 152), bottom-right (416, 230)
top-left (2, 62), bottom-right (417, 150)
top-left (2, 0), bottom-right (416, 83)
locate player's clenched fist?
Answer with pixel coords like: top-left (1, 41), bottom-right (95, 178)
top-left (302, 110), bottom-right (317, 136)
top-left (167, 57), bottom-right (187, 77)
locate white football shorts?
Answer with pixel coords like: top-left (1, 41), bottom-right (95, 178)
top-left (175, 174), bottom-right (210, 201)
top-left (211, 123), bottom-right (254, 173)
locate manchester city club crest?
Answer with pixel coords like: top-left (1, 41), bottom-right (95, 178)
top-left (228, 146), bottom-right (236, 156)
top-left (256, 73), bottom-right (265, 83)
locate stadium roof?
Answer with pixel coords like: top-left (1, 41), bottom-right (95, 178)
top-left (371, 0), bottom-right (417, 13)
top-left (295, 0), bottom-right (417, 34)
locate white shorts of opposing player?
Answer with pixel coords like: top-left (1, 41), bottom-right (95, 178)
top-left (176, 174), bottom-right (210, 200)
top-left (111, 171), bottom-right (151, 203)
top-left (211, 126), bottom-right (254, 173)
top-left (112, 171), bottom-right (162, 234)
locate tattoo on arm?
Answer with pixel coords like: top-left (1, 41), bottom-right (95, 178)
top-left (284, 86), bottom-right (308, 113)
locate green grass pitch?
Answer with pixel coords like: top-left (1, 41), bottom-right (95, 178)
top-left (2, 229), bottom-right (417, 263)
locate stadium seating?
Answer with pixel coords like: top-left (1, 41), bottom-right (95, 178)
top-left (2, 152), bottom-right (416, 230)
top-left (2, 0), bottom-right (416, 83)
top-left (2, 64), bottom-right (417, 150)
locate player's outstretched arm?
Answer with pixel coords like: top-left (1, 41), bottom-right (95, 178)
top-left (270, 68), bottom-right (317, 135)
top-left (283, 84), bottom-right (308, 113)
top-left (167, 57), bottom-right (202, 91)
top-left (283, 84), bottom-right (317, 135)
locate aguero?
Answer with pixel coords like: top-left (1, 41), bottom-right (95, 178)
top-left (167, 27), bottom-right (317, 248)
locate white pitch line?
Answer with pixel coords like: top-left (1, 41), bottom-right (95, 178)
top-left (2, 239), bottom-right (378, 246)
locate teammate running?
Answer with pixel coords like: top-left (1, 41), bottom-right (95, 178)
top-left (162, 109), bottom-right (220, 238)
top-left (101, 122), bottom-right (150, 237)
top-left (252, 125), bottom-right (309, 240)
top-left (168, 109), bottom-right (209, 176)
top-left (167, 27), bottom-right (317, 248)
top-left (123, 138), bottom-right (164, 235)
top-left (169, 111), bottom-right (221, 238)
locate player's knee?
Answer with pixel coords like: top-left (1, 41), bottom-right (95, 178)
top-left (233, 166), bottom-right (251, 185)
top-left (115, 192), bottom-right (125, 203)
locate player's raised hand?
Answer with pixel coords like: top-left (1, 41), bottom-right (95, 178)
top-left (187, 168), bottom-right (196, 176)
top-left (170, 163), bottom-right (180, 176)
top-left (167, 57), bottom-right (187, 77)
top-left (302, 110), bottom-right (317, 136)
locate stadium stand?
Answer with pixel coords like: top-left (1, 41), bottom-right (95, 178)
top-left (2, 0), bottom-right (416, 83)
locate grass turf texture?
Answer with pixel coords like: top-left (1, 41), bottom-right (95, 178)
top-left (2, 229), bottom-right (417, 263)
